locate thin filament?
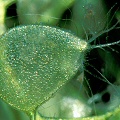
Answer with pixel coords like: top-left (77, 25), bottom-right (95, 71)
top-left (91, 40), bottom-right (120, 49)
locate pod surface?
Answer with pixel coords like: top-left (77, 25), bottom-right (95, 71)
top-left (0, 25), bottom-right (87, 112)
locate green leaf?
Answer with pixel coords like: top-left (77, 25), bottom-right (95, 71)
top-left (0, 25), bottom-right (87, 113)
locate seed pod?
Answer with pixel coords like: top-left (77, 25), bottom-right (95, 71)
top-left (0, 25), bottom-right (87, 113)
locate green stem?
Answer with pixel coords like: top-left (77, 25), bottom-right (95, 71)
top-left (28, 106), bottom-right (39, 120)
top-left (29, 112), bottom-right (35, 120)
top-left (27, 112), bottom-right (36, 120)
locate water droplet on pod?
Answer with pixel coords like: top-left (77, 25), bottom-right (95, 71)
top-left (0, 25), bottom-right (87, 113)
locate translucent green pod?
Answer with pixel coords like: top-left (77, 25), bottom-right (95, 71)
top-left (0, 25), bottom-right (87, 114)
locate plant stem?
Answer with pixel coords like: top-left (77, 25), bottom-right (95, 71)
top-left (29, 112), bottom-right (35, 120)
top-left (28, 106), bottom-right (39, 120)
